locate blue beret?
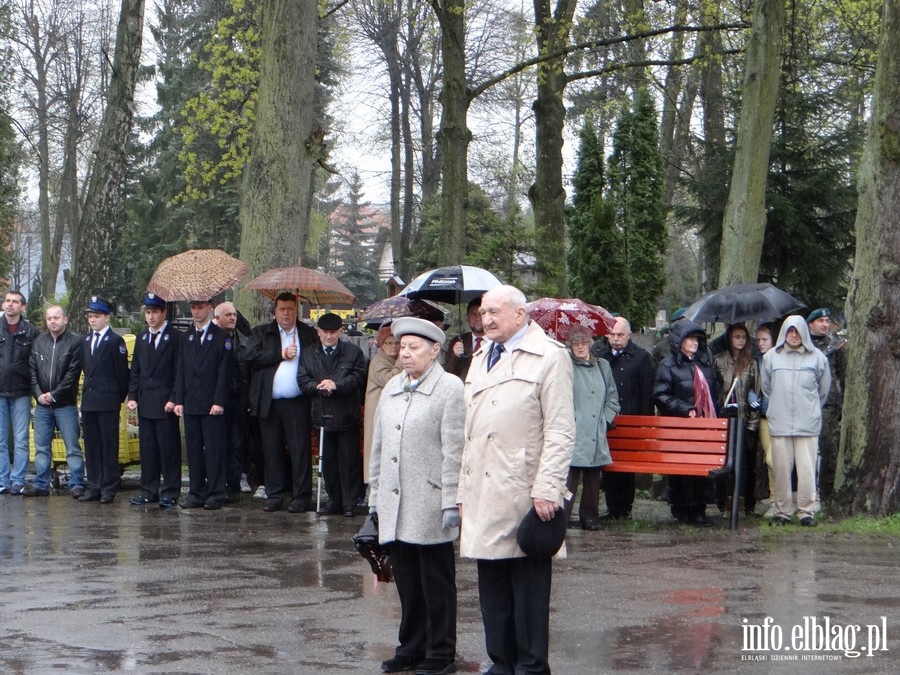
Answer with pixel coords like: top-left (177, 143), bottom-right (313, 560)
top-left (807, 308), bottom-right (830, 322)
top-left (85, 295), bottom-right (113, 314)
top-left (142, 292), bottom-right (166, 309)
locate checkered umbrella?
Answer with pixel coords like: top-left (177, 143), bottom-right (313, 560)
top-left (245, 265), bottom-right (356, 306)
top-left (526, 298), bottom-right (616, 342)
top-left (147, 249), bottom-right (250, 302)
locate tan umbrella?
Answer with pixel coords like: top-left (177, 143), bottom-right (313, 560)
top-left (246, 265), bottom-right (355, 306)
top-left (147, 249), bottom-right (250, 302)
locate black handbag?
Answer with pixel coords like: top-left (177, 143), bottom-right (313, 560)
top-left (352, 512), bottom-right (394, 583)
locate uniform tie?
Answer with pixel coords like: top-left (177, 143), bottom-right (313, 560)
top-left (91, 332), bottom-right (100, 355)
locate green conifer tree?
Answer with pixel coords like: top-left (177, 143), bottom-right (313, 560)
top-left (607, 89), bottom-right (668, 328)
top-left (567, 118), bottom-right (629, 313)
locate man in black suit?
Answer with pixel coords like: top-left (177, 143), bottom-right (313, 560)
top-left (444, 296), bottom-right (485, 380)
top-left (592, 316), bottom-right (655, 519)
top-left (245, 292), bottom-right (319, 513)
top-left (173, 298), bottom-right (233, 510)
top-left (79, 295), bottom-right (130, 504)
top-left (299, 312), bottom-right (367, 517)
top-left (128, 292), bottom-right (182, 509)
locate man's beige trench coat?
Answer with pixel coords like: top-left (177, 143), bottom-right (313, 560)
top-left (458, 320), bottom-right (575, 560)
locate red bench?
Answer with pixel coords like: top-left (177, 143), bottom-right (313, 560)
top-left (606, 415), bottom-right (741, 529)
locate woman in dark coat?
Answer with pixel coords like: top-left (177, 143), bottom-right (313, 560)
top-left (654, 319), bottom-right (720, 526)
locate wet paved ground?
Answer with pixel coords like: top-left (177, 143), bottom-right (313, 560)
top-left (1, 486), bottom-right (898, 674)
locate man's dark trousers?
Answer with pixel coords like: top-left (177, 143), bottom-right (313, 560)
top-left (260, 396), bottom-right (312, 505)
top-left (476, 556), bottom-right (552, 674)
top-left (184, 414), bottom-right (226, 505)
top-left (321, 425), bottom-right (361, 510)
top-left (138, 415), bottom-right (182, 500)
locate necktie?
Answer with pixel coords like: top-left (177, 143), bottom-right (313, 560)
top-left (196, 329), bottom-right (204, 348)
top-left (474, 336), bottom-right (482, 353)
top-left (150, 332), bottom-right (159, 349)
top-left (91, 332), bottom-right (100, 355)
top-left (325, 346), bottom-right (334, 356)
top-left (488, 342), bottom-right (504, 371)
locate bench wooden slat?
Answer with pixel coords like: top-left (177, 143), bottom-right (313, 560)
top-left (608, 427), bottom-right (727, 442)
top-left (604, 462), bottom-right (720, 476)
top-left (609, 439), bottom-right (726, 454)
top-left (609, 451), bottom-right (725, 466)
top-left (610, 414), bottom-right (728, 430)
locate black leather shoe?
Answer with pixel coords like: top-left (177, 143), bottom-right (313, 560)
top-left (262, 498), bottom-right (283, 512)
top-left (416, 659), bottom-right (456, 675)
top-left (70, 486), bottom-right (86, 499)
top-left (343, 506), bottom-right (355, 517)
top-left (581, 519), bottom-right (601, 531)
top-left (99, 494), bottom-right (115, 504)
top-left (130, 496), bottom-right (158, 506)
top-left (22, 484), bottom-right (50, 497)
top-left (203, 501), bottom-right (222, 510)
top-left (78, 492), bottom-right (101, 502)
top-left (691, 514), bottom-right (713, 527)
top-left (769, 516), bottom-right (791, 526)
top-left (180, 499), bottom-right (204, 510)
top-left (159, 497), bottom-right (177, 509)
top-left (287, 499), bottom-right (308, 513)
top-left (317, 505), bottom-right (341, 516)
top-left (381, 654), bottom-right (423, 673)
top-left (800, 517), bottom-right (817, 527)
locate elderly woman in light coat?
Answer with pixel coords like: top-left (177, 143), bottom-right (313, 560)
top-left (369, 317), bottom-right (465, 675)
top-left (564, 325), bottom-right (620, 530)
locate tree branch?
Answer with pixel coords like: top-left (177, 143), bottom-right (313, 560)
top-left (566, 50), bottom-right (743, 84)
top-left (469, 22), bottom-right (748, 101)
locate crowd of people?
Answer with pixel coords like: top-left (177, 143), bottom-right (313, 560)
top-left (0, 283), bottom-right (846, 674)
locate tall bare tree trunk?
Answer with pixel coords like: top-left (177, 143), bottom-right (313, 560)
top-left (659, 0), bottom-right (688, 205)
top-left (431, 0), bottom-right (469, 266)
top-left (236, 0), bottom-right (318, 322)
top-left (69, 0), bottom-right (144, 332)
top-left (717, 0), bottom-right (784, 286)
top-left (834, 0), bottom-right (900, 516)
top-left (529, 0), bottom-right (577, 296)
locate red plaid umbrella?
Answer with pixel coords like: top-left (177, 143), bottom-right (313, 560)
top-left (526, 298), bottom-right (616, 342)
top-left (246, 265), bottom-right (355, 306)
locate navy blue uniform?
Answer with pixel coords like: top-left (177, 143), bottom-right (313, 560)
top-left (174, 323), bottom-right (233, 508)
top-left (128, 324), bottom-right (182, 502)
top-left (81, 329), bottom-right (130, 500)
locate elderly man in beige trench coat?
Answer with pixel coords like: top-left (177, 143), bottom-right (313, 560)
top-left (457, 285), bottom-right (575, 674)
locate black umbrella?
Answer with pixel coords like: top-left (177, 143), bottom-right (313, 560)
top-left (683, 283), bottom-right (806, 324)
top-left (399, 265), bottom-right (505, 304)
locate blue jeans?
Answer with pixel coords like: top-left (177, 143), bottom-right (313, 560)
top-left (33, 404), bottom-right (85, 490)
top-left (0, 396), bottom-right (31, 487)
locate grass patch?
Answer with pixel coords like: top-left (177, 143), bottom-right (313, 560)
top-left (760, 512), bottom-right (900, 539)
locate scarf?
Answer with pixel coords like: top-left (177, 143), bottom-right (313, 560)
top-left (692, 365), bottom-right (717, 419)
